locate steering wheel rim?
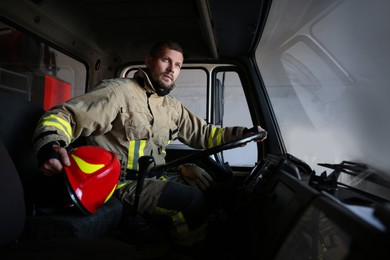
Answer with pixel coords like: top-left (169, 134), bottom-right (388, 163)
top-left (154, 131), bottom-right (267, 172)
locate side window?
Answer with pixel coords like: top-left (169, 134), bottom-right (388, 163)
top-left (170, 68), bottom-right (207, 145)
top-left (0, 22), bottom-right (86, 110)
top-left (216, 71), bottom-right (257, 167)
top-left (171, 69), bottom-right (207, 120)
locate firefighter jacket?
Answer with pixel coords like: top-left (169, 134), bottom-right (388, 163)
top-left (33, 69), bottom-right (248, 186)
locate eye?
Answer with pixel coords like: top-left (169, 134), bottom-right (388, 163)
top-left (161, 57), bottom-right (169, 63)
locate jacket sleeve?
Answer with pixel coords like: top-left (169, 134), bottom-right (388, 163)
top-left (176, 102), bottom-right (248, 149)
top-left (32, 81), bottom-right (120, 155)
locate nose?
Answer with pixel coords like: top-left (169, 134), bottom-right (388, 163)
top-left (167, 62), bottom-right (174, 73)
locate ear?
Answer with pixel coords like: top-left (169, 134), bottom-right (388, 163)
top-left (144, 55), bottom-right (151, 67)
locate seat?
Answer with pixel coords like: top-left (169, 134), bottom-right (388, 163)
top-left (0, 136), bottom-right (142, 259)
top-left (0, 92), bottom-right (123, 239)
top-left (0, 91), bottom-right (44, 214)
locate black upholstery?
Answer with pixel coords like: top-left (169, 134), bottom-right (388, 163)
top-left (0, 137), bottom-right (142, 259)
top-left (25, 197), bottom-right (124, 240)
top-left (0, 91), bottom-right (44, 215)
top-left (0, 137), bottom-right (25, 246)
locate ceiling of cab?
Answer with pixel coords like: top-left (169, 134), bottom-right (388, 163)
top-left (72, 0), bottom-right (213, 61)
top-left (0, 0), bottom-right (270, 63)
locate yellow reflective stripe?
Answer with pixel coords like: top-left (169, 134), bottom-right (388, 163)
top-left (71, 154), bottom-right (105, 174)
top-left (159, 175), bottom-right (167, 182)
top-left (208, 127), bottom-right (223, 147)
top-left (155, 207), bottom-right (189, 234)
top-left (104, 184), bottom-right (117, 203)
top-left (41, 115), bottom-right (72, 143)
top-left (127, 140), bottom-right (146, 171)
top-left (116, 181), bottom-right (132, 189)
top-left (162, 140), bottom-right (170, 155)
top-left (174, 211), bottom-right (189, 234)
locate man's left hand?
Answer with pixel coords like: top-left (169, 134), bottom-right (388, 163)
top-left (244, 125), bottom-right (267, 142)
top-left (178, 163), bottom-right (214, 191)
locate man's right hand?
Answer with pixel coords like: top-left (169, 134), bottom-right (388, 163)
top-left (40, 144), bottom-right (71, 176)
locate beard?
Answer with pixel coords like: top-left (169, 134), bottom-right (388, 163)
top-left (151, 78), bottom-right (174, 96)
top-left (145, 68), bottom-right (175, 96)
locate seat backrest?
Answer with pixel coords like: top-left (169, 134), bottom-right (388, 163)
top-left (0, 91), bottom-right (44, 215)
top-left (0, 138), bottom-right (25, 246)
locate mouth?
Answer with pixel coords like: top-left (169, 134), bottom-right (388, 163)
top-left (162, 74), bottom-right (173, 81)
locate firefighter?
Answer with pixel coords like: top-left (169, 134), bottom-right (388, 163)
top-left (33, 40), bottom-right (266, 248)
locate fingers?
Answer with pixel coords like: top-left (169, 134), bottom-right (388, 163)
top-left (195, 176), bottom-right (210, 191)
top-left (40, 158), bottom-right (63, 176)
top-left (200, 168), bottom-right (213, 182)
top-left (194, 178), bottom-right (209, 191)
top-left (183, 178), bottom-right (206, 191)
top-left (40, 145), bottom-right (70, 176)
top-left (197, 169), bottom-right (213, 187)
top-left (243, 126), bottom-right (267, 140)
top-left (56, 146), bottom-right (71, 166)
top-left (254, 125), bottom-right (267, 142)
top-left (257, 125), bottom-right (265, 133)
top-left (179, 164), bottom-right (214, 191)
top-left (52, 144), bottom-right (70, 166)
top-left (192, 167), bottom-right (214, 191)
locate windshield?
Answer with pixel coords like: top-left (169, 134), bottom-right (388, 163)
top-left (256, 0), bottom-right (390, 197)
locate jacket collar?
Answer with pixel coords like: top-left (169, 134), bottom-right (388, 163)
top-left (134, 68), bottom-right (177, 95)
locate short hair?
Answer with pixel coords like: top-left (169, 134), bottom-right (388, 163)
top-left (149, 40), bottom-right (184, 58)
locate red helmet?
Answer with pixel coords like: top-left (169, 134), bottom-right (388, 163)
top-left (64, 145), bottom-right (120, 214)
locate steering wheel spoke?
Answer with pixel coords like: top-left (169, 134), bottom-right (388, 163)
top-left (154, 131), bottom-right (267, 172)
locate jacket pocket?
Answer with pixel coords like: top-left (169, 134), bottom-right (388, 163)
top-left (122, 106), bottom-right (152, 140)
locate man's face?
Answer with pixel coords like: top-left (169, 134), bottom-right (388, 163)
top-left (145, 47), bottom-right (184, 90)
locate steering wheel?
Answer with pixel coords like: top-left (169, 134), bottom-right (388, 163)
top-left (133, 130), bottom-right (266, 215)
top-left (153, 130), bottom-right (267, 172)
